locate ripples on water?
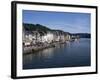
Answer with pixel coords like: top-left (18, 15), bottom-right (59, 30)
top-left (23, 38), bottom-right (91, 69)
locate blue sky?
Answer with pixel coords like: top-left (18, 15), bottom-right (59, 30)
top-left (23, 10), bottom-right (91, 33)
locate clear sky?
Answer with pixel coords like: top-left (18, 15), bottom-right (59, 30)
top-left (23, 10), bottom-right (91, 33)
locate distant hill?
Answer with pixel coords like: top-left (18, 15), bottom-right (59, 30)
top-left (23, 23), bottom-right (69, 35)
top-left (71, 33), bottom-right (91, 38)
top-left (23, 23), bottom-right (91, 38)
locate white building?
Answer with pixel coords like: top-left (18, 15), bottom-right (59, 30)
top-left (41, 32), bottom-right (54, 43)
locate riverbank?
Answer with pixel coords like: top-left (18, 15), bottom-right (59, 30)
top-left (23, 41), bottom-right (65, 54)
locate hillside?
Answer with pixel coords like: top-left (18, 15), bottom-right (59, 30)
top-left (23, 23), bottom-right (91, 38)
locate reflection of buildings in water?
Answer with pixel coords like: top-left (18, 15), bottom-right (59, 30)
top-left (23, 47), bottom-right (55, 63)
top-left (66, 41), bottom-right (71, 47)
top-left (24, 39), bottom-right (81, 64)
top-left (40, 48), bottom-right (55, 58)
top-left (75, 39), bottom-right (80, 44)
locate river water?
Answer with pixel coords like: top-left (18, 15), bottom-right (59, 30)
top-left (23, 38), bottom-right (91, 69)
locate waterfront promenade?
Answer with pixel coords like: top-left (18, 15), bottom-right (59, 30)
top-left (23, 41), bottom-right (66, 54)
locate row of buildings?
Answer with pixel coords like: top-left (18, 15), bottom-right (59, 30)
top-left (22, 30), bottom-right (71, 46)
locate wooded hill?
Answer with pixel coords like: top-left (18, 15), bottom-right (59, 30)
top-left (23, 23), bottom-right (90, 38)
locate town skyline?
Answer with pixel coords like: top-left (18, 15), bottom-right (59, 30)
top-left (23, 10), bottom-right (91, 33)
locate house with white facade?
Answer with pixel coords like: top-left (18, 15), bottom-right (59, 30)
top-left (41, 32), bottom-right (54, 43)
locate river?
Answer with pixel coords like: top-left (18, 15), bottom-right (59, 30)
top-left (23, 38), bottom-right (91, 69)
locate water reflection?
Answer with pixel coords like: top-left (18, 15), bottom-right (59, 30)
top-left (23, 38), bottom-right (90, 69)
top-left (40, 47), bottom-right (55, 58)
